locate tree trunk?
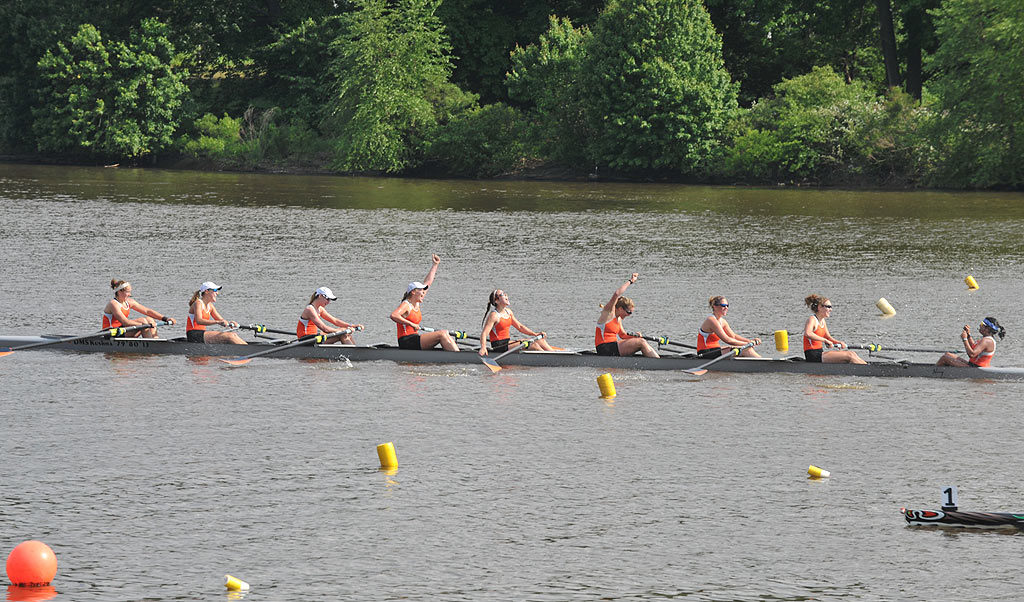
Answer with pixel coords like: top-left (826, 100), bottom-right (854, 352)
top-left (904, 5), bottom-right (924, 100)
top-left (875, 0), bottom-right (901, 89)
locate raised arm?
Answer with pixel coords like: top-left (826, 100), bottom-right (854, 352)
top-left (422, 254), bottom-right (441, 288)
top-left (598, 273), bottom-right (638, 324)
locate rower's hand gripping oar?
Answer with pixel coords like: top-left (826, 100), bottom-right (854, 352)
top-left (0, 322), bottom-right (169, 357)
top-left (851, 343), bottom-right (955, 354)
top-left (218, 326), bottom-right (360, 366)
top-left (243, 324), bottom-right (296, 337)
top-left (628, 332), bottom-right (697, 350)
top-left (481, 334), bottom-right (544, 373)
top-left (684, 342), bottom-right (756, 376)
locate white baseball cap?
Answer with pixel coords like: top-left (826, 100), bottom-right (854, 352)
top-left (407, 281), bottom-right (429, 293)
top-left (315, 286), bottom-right (337, 300)
top-left (199, 281), bottom-right (222, 292)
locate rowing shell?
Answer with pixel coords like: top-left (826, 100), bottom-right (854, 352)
top-left (4, 334), bottom-right (1024, 380)
top-left (902, 508), bottom-right (1024, 530)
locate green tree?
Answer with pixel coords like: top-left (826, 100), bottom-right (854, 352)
top-left (583, 0), bottom-right (738, 173)
top-left (33, 19), bottom-right (187, 159)
top-left (507, 16), bottom-right (591, 164)
top-left (324, 0), bottom-right (456, 172)
top-left (926, 0), bottom-right (1024, 188)
top-left (724, 65), bottom-right (925, 184)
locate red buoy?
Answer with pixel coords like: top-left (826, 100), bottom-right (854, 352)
top-left (6, 541), bottom-right (58, 586)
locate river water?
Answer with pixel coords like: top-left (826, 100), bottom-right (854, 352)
top-left (1, 164), bottom-right (1023, 601)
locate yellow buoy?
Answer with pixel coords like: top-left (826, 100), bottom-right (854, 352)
top-left (597, 373), bottom-right (616, 398)
top-left (807, 465), bottom-right (831, 478)
top-left (224, 575), bottom-right (250, 591)
top-left (377, 442), bottom-right (398, 469)
top-left (965, 275), bottom-right (979, 290)
top-left (875, 298), bottom-right (896, 316)
top-left (774, 330), bottom-right (789, 352)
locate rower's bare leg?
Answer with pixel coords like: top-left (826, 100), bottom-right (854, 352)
top-left (323, 332), bottom-right (354, 345)
top-left (142, 322), bottom-right (158, 338)
top-left (421, 330), bottom-right (459, 351)
top-left (823, 350), bottom-right (865, 364)
top-left (739, 346), bottom-right (760, 358)
top-left (529, 339), bottom-right (555, 351)
top-left (937, 352), bottom-right (969, 366)
top-left (205, 331), bottom-right (248, 345)
top-left (619, 338), bottom-right (660, 358)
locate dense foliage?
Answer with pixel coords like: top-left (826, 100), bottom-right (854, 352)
top-left (33, 19), bottom-right (186, 159)
top-left (584, 0), bottom-right (737, 173)
top-left (0, 0), bottom-right (1021, 188)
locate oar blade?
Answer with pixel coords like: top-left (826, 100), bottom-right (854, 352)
top-left (218, 357), bottom-right (253, 366)
top-left (481, 357), bottom-right (502, 373)
top-left (684, 368), bottom-right (708, 376)
top-left (0, 348), bottom-right (13, 358)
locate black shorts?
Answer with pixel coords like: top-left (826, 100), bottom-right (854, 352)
top-left (804, 348), bottom-right (823, 363)
top-left (596, 341), bottom-right (620, 356)
top-left (186, 330), bottom-right (206, 343)
top-left (398, 334), bottom-right (421, 350)
top-left (697, 348), bottom-right (723, 359)
top-left (490, 338), bottom-right (510, 353)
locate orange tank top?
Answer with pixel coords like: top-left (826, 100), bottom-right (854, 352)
top-left (803, 319), bottom-right (827, 351)
top-left (489, 310), bottom-right (512, 342)
top-left (970, 336), bottom-right (996, 367)
top-left (187, 302), bottom-right (212, 332)
top-left (397, 303), bottom-right (422, 339)
top-left (595, 318), bottom-right (623, 346)
top-left (697, 316), bottom-right (721, 351)
top-left (102, 300), bottom-right (130, 329)
top-left (297, 305), bottom-right (321, 338)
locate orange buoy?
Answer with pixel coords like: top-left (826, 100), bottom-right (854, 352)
top-left (6, 541), bottom-right (57, 586)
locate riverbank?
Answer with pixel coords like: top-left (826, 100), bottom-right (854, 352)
top-left (0, 153), bottom-right (902, 189)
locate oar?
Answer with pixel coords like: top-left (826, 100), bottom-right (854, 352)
top-left (684, 342), bottom-right (755, 376)
top-left (480, 335), bottom-right (544, 373)
top-left (628, 332), bottom-right (697, 350)
top-left (450, 330), bottom-right (480, 341)
top-left (219, 327), bottom-right (357, 366)
top-left (243, 324), bottom-right (295, 336)
top-left (0, 322), bottom-right (166, 357)
top-left (851, 343), bottom-right (955, 354)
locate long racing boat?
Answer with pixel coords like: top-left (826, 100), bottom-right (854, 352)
top-left (3, 333), bottom-right (1024, 380)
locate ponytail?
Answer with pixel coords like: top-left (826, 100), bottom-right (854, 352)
top-left (709, 295), bottom-right (725, 308)
top-left (110, 279), bottom-right (126, 290)
top-left (188, 290), bottom-right (201, 307)
top-left (308, 293), bottom-right (319, 305)
top-left (804, 294), bottom-right (826, 312)
top-left (983, 317), bottom-right (1007, 340)
top-left (482, 290), bottom-right (500, 327)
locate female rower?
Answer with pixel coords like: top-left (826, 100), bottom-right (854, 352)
top-left (298, 286), bottom-right (364, 344)
top-left (186, 282), bottom-right (247, 345)
top-left (102, 279), bottom-right (174, 338)
top-left (479, 289), bottom-right (554, 355)
top-left (937, 317), bottom-right (1006, 367)
top-left (802, 294), bottom-right (865, 364)
top-left (390, 254), bottom-right (459, 351)
top-left (595, 273), bottom-right (659, 357)
top-left (697, 296), bottom-right (761, 358)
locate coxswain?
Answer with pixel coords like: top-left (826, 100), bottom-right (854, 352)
top-left (102, 279), bottom-right (174, 338)
top-left (390, 254), bottom-right (459, 351)
top-left (937, 317), bottom-right (1006, 367)
top-left (298, 286), bottom-right (364, 344)
top-left (697, 296), bottom-right (761, 358)
top-left (479, 289), bottom-right (554, 355)
top-left (802, 294), bottom-right (864, 364)
top-left (186, 282), bottom-right (247, 344)
top-left (594, 273), bottom-right (658, 357)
